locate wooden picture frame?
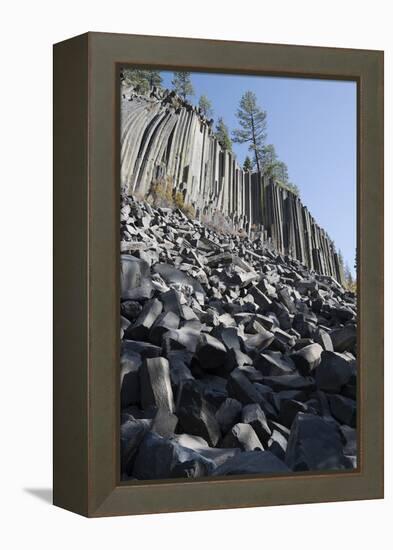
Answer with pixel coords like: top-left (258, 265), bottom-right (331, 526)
top-left (53, 32), bottom-right (384, 517)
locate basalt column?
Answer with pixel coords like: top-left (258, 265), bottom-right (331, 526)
top-left (121, 87), bottom-right (343, 284)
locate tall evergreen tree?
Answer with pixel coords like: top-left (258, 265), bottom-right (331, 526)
top-left (198, 95), bottom-right (213, 118)
top-left (215, 118), bottom-right (232, 151)
top-left (172, 71), bottom-right (194, 101)
top-left (243, 156), bottom-right (253, 171)
top-left (344, 263), bottom-right (354, 288)
top-left (232, 91), bottom-right (267, 172)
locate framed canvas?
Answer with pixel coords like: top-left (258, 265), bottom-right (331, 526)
top-left (53, 32), bottom-right (384, 517)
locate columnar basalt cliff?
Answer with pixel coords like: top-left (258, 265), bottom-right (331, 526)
top-left (121, 86), bottom-right (343, 284)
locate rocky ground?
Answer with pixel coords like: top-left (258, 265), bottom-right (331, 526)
top-left (120, 195), bottom-right (357, 481)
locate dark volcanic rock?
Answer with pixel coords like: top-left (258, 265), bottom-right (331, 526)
top-left (254, 350), bottom-right (295, 376)
top-left (215, 398), bottom-right (242, 433)
top-left (121, 255), bottom-right (150, 299)
top-left (262, 374), bottom-right (316, 392)
top-left (221, 423), bottom-right (264, 451)
top-left (315, 351), bottom-right (354, 392)
top-left (285, 413), bottom-right (352, 471)
top-left (241, 403), bottom-right (272, 444)
top-left (197, 333), bottom-right (227, 369)
top-left (268, 429), bottom-right (288, 460)
top-left (125, 298), bottom-right (163, 341)
top-left (122, 339), bottom-right (162, 359)
top-left (214, 450), bottom-right (290, 476)
top-left (290, 343), bottom-right (323, 375)
top-left (120, 351), bottom-right (142, 407)
top-left (176, 380), bottom-right (221, 446)
top-left (150, 311), bottom-right (180, 345)
top-left (151, 408), bottom-right (178, 437)
top-left (133, 431), bottom-right (214, 479)
top-left (227, 369), bottom-right (263, 405)
top-left (315, 328), bottom-right (334, 352)
top-left (330, 324), bottom-right (357, 353)
top-left (140, 356), bottom-right (175, 413)
top-left (328, 394), bottom-right (356, 427)
top-left (279, 399), bottom-right (309, 428)
top-left (119, 195), bottom-right (357, 479)
top-left (121, 419), bottom-right (151, 475)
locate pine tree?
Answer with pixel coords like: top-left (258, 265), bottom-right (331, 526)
top-left (198, 95), bottom-right (213, 118)
top-left (121, 68), bottom-right (162, 94)
top-left (215, 118), bottom-right (232, 151)
top-left (243, 156), bottom-right (253, 171)
top-left (232, 91), bottom-right (267, 172)
top-left (172, 71), bottom-right (194, 101)
top-left (344, 262), bottom-right (355, 290)
top-left (145, 70), bottom-right (163, 88)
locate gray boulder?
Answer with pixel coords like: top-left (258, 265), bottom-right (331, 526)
top-left (285, 413), bottom-right (352, 471)
top-left (140, 356), bottom-right (175, 413)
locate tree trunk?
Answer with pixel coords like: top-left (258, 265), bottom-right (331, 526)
top-left (250, 114), bottom-right (260, 172)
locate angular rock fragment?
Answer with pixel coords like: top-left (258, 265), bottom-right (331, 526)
top-left (315, 328), bottom-right (334, 352)
top-left (214, 450), bottom-right (290, 476)
top-left (163, 327), bottom-right (201, 353)
top-left (221, 422), bottom-right (264, 451)
top-left (241, 403), bottom-right (271, 444)
top-left (149, 311), bottom-right (180, 345)
top-left (215, 398), bottom-right (242, 433)
top-left (330, 324), bottom-right (357, 353)
top-left (340, 425), bottom-right (357, 457)
top-left (125, 298), bottom-right (163, 341)
top-left (133, 432), bottom-right (214, 479)
top-left (328, 394), bottom-right (356, 427)
top-left (285, 413), bottom-right (352, 471)
top-left (121, 419), bottom-right (151, 476)
top-left (254, 350), bottom-right (295, 376)
top-left (176, 380), bottom-right (221, 446)
top-left (167, 350), bottom-right (194, 390)
top-left (140, 356), bottom-right (175, 413)
top-left (120, 351), bottom-right (142, 407)
top-left (290, 343), bottom-right (323, 375)
top-left (227, 369), bottom-right (263, 405)
top-left (315, 351), bottom-right (354, 392)
top-left (248, 286), bottom-right (272, 312)
top-left (122, 339), bottom-right (162, 359)
top-left (226, 348), bottom-right (253, 371)
top-left (268, 429), bottom-right (288, 460)
top-left (160, 289), bottom-right (185, 317)
top-left (243, 327), bottom-right (275, 353)
top-left (261, 374), bottom-right (316, 392)
top-left (151, 408), bottom-right (178, 437)
top-left (197, 333), bottom-right (227, 370)
top-left (279, 399), bottom-right (309, 428)
top-left (121, 300), bottom-right (142, 321)
top-left (120, 255), bottom-right (150, 299)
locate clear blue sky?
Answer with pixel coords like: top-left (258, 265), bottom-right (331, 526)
top-left (160, 71), bottom-right (356, 274)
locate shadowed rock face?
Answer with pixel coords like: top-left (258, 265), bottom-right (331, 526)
top-left (121, 87), bottom-right (343, 283)
top-left (119, 196), bottom-right (357, 481)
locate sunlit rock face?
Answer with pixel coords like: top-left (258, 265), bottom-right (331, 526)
top-left (121, 87), bottom-right (343, 284)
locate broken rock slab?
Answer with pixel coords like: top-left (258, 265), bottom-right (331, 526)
top-left (140, 356), bottom-right (175, 413)
top-left (176, 380), bottom-right (221, 446)
top-left (285, 413), bottom-right (352, 471)
top-left (221, 422), bottom-right (264, 451)
top-left (133, 431), bottom-right (214, 480)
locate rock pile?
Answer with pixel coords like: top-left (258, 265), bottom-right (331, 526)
top-left (120, 196), bottom-right (357, 480)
